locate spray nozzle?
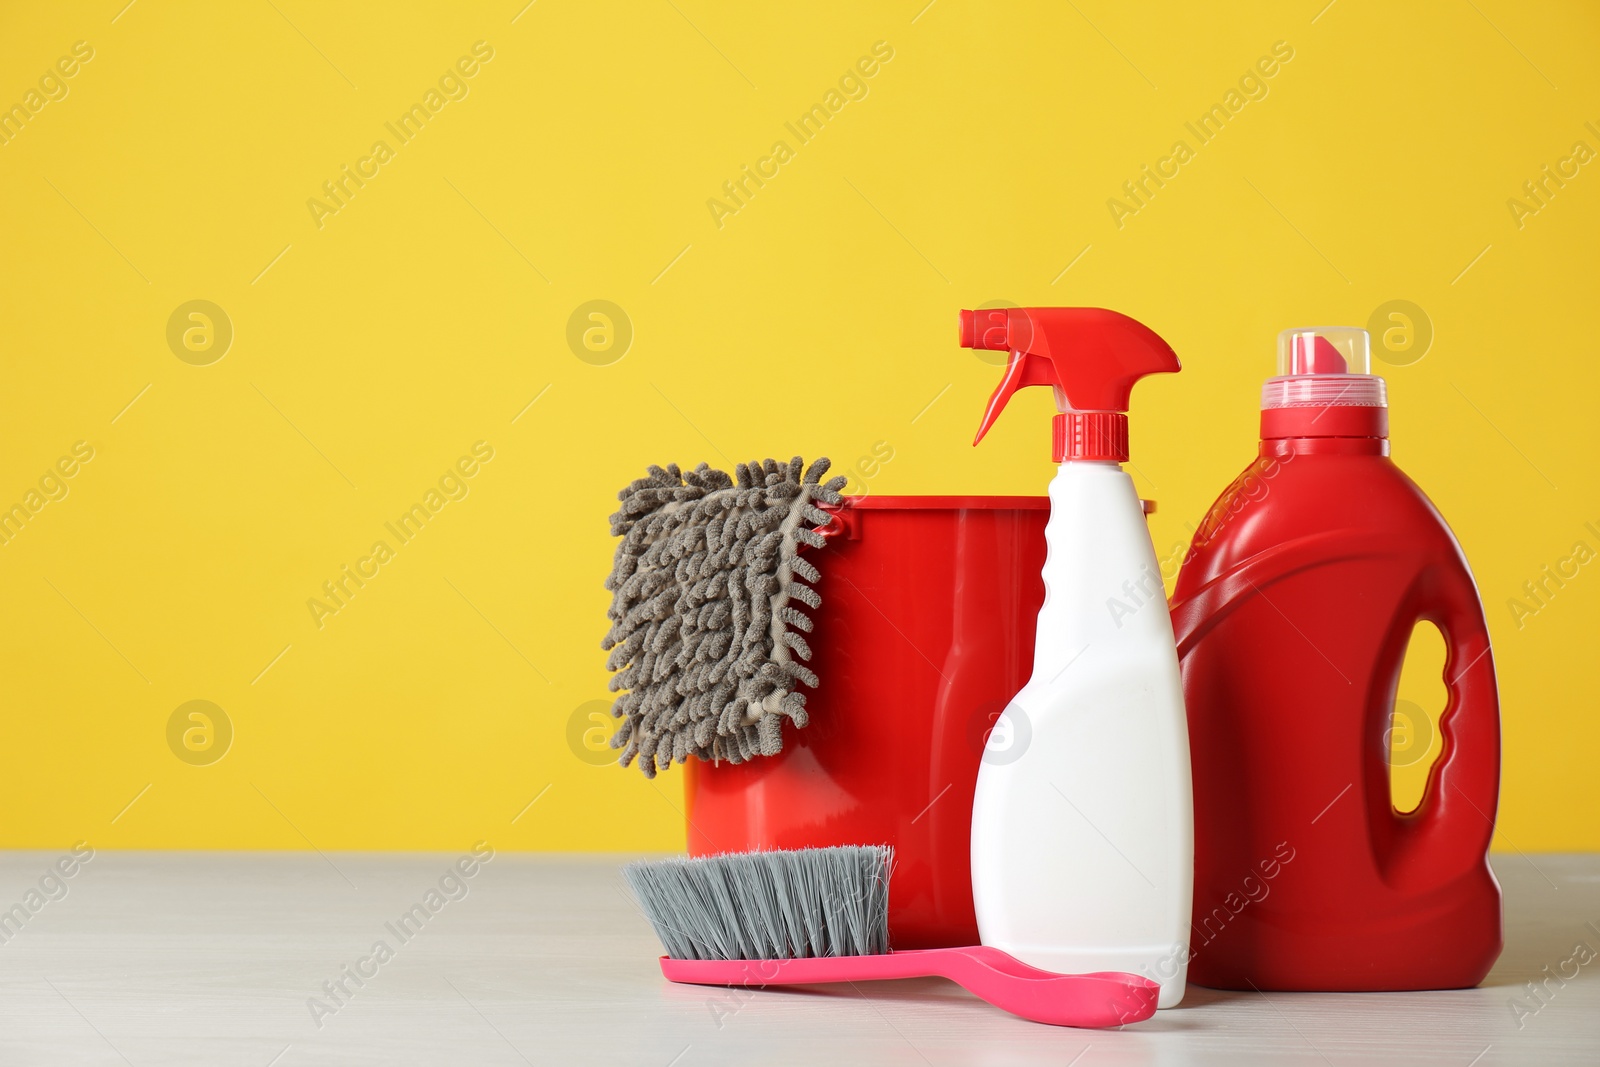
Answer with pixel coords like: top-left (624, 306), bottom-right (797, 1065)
top-left (958, 307), bottom-right (1180, 461)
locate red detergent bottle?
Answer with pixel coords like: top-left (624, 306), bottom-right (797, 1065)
top-left (1170, 326), bottom-right (1502, 991)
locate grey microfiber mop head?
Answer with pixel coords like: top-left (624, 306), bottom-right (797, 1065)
top-left (602, 457), bottom-right (847, 777)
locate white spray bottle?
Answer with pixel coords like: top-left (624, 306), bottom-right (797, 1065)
top-left (960, 307), bottom-right (1193, 1009)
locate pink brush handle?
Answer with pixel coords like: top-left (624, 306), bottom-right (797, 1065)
top-left (659, 946), bottom-right (1159, 1029)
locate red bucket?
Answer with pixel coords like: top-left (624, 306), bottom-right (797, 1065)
top-left (683, 496), bottom-right (1048, 949)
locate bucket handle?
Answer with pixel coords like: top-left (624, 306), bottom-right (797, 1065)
top-left (816, 505), bottom-right (859, 541)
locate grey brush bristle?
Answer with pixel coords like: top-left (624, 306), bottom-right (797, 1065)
top-left (623, 845), bottom-right (893, 961)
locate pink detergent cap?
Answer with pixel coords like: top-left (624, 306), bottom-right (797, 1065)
top-left (1278, 327), bottom-right (1369, 376)
top-left (1263, 327), bottom-right (1386, 414)
top-left (1292, 333), bottom-right (1348, 375)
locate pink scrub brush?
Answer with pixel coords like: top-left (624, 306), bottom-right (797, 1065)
top-left (624, 845), bottom-right (1158, 1029)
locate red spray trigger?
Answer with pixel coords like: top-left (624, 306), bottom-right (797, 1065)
top-left (958, 307), bottom-right (1180, 461)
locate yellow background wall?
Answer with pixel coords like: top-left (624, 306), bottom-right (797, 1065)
top-left (2, 2), bottom-right (1595, 853)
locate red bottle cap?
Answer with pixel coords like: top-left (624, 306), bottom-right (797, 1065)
top-left (1052, 412), bottom-right (1128, 462)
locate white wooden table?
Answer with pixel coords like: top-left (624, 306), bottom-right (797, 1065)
top-left (0, 851), bottom-right (1594, 1065)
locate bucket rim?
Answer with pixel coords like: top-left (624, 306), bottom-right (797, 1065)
top-left (832, 495), bottom-right (1050, 510)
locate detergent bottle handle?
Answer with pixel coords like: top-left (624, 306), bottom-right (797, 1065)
top-left (1380, 564), bottom-right (1500, 891)
top-left (1170, 528), bottom-right (1501, 893)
